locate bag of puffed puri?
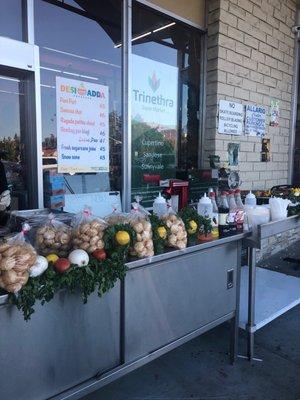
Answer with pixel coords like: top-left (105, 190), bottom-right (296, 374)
top-left (162, 204), bottom-right (187, 250)
top-left (35, 213), bottom-right (72, 257)
top-left (128, 199), bottom-right (154, 258)
top-left (105, 204), bottom-right (128, 226)
top-left (0, 223), bottom-right (37, 293)
top-left (72, 206), bottom-right (107, 253)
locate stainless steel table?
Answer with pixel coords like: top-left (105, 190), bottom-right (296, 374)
top-left (243, 215), bottom-right (300, 361)
top-left (0, 233), bottom-right (246, 400)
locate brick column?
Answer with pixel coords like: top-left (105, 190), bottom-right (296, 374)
top-left (205, 0), bottom-right (296, 190)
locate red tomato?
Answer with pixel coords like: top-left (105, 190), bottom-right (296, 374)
top-left (92, 249), bottom-right (107, 261)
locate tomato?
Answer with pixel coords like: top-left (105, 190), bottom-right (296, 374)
top-left (92, 249), bottom-right (107, 261)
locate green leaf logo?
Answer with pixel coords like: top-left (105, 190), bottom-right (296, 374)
top-left (148, 72), bottom-right (160, 92)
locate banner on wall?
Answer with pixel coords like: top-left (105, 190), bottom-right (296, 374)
top-left (218, 100), bottom-right (243, 135)
top-left (131, 54), bottom-right (178, 188)
top-left (245, 104), bottom-right (266, 137)
top-left (56, 77), bottom-right (109, 174)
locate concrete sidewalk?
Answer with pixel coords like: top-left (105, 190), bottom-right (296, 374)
top-left (82, 242), bottom-right (300, 400)
top-left (82, 304), bottom-right (300, 400)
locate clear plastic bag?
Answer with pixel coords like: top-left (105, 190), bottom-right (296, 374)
top-left (105, 204), bottom-right (128, 226)
top-left (72, 206), bottom-right (107, 253)
top-left (161, 203), bottom-right (187, 249)
top-left (0, 223), bottom-right (37, 293)
top-left (128, 200), bottom-right (154, 258)
top-left (35, 213), bottom-right (72, 257)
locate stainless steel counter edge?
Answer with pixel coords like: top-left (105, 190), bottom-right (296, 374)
top-left (0, 233), bottom-right (248, 306)
top-left (126, 232), bottom-right (249, 269)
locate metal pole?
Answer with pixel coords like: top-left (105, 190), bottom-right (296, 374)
top-left (288, 29), bottom-right (299, 184)
top-left (246, 246), bottom-right (256, 361)
top-left (230, 240), bottom-right (242, 364)
top-left (122, 0), bottom-right (132, 212)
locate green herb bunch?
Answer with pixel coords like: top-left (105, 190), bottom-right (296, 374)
top-left (103, 223), bottom-right (136, 259)
top-left (178, 206), bottom-right (202, 245)
top-left (8, 256), bottom-right (126, 321)
top-left (179, 206), bottom-right (212, 245)
top-left (149, 214), bottom-right (169, 255)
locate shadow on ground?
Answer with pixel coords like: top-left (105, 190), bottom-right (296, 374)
top-left (81, 242), bottom-right (300, 400)
top-left (81, 303), bottom-right (300, 400)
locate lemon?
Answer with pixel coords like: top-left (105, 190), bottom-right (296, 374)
top-left (157, 226), bottom-right (167, 239)
top-left (115, 230), bottom-right (130, 246)
top-left (46, 254), bottom-right (59, 263)
top-left (187, 220), bottom-right (197, 234)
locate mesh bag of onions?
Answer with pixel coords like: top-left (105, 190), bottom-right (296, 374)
top-left (128, 200), bottom-right (154, 258)
top-left (0, 223), bottom-right (37, 293)
top-left (35, 213), bottom-right (72, 257)
top-left (162, 204), bottom-right (187, 250)
top-left (72, 207), bottom-right (107, 254)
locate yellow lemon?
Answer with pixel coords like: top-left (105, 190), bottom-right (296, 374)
top-left (46, 254), bottom-right (59, 263)
top-left (115, 230), bottom-right (130, 246)
top-left (187, 220), bottom-right (197, 234)
top-left (157, 226), bottom-right (167, 239)
top-left (293, 188), bottom-right (300, 196)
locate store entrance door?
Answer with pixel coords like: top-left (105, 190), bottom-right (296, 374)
top-left (0, 38), bottom-right (42, 209)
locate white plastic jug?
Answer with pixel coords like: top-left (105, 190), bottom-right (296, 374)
top-left (197, 193), bottom-right (213, 219)
top-left (153, 193), bottom-right (167, 217)
top-left (245, 191), bottom-right (257, 207)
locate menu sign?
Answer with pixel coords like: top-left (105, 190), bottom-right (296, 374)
top-left (245, 104), bottom-right (266, 137)
top-left (56, 77), bottom-right (109, 174)
top-left (218, 100), bottom-right (243, 135)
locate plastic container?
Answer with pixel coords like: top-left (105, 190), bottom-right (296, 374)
top-left (197, 193), bottom-right (213, 219)
top-left (247, 206), bottom-right (270, 234)
top-left (245, 191), bottom-right (257, 207)
top-left (269, 197), bottom-right (290, 221)
top-left (153, 193), bottom-right (168, 217)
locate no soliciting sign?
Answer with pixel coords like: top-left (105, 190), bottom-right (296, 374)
top-left (218, 100), bottom-right (243, 135)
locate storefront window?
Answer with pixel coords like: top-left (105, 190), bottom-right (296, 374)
top-left (0, 0), bottom-right (23, 41)
top-left (35, 0), bottom-right (122, 211)
top-left (0, 73), bottom-right (29, 209)
top-left (131, 3), bottom-right (202, 206)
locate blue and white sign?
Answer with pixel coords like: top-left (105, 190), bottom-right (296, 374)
top-left (218, 100), bottom-right (244, 135)
top-left (245, 104), bottom-right (266, 137)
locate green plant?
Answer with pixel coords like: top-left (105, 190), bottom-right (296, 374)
top-left (8, 256), bottom-right (126, 321)
top-left (149, 214), bottom-right (169, 254)
top-left (103, 223), bottom-right (136, 258)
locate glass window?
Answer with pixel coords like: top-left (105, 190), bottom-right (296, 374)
top-left (0, 0), bottom-right (23, 41)
top-left (131, 3), bottom-right (203, 206)
top-left (0, 73), bottom-right (30, 209)
top-left (35, 0), bottom-right (122, 210)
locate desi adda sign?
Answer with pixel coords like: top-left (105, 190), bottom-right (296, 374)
top-left (218, 100), bottom-right (244, 135)
top-left (56, 77), bottom-right (109, 174)
top-left (245, 104), bottom-right (266, 137)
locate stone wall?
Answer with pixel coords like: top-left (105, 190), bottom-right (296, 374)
top-left (256, 227), bottom-right (300, 260)
top-left (205, 0), bottom-right (297, 190)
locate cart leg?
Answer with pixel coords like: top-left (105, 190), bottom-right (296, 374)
top-left (246, 247), bottom-right (256, 361)
top-left (230, 241), bottom-right (242, 364)
top-left (230, 316), bottom-right (238, 364)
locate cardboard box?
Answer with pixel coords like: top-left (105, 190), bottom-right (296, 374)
top-left (44, 195), bottom-right (65, 209)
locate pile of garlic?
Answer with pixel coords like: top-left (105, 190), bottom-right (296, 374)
top-left (0, 243), bottom-right (37, 293)
top-left (162, 214), bottom-right (187, 249)
top-left (36, 225), bottom-right (72, 257)
top-left (130, 218), bottom-right (154, 258)
top-left (73, 219), bottom-right (106, 253)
